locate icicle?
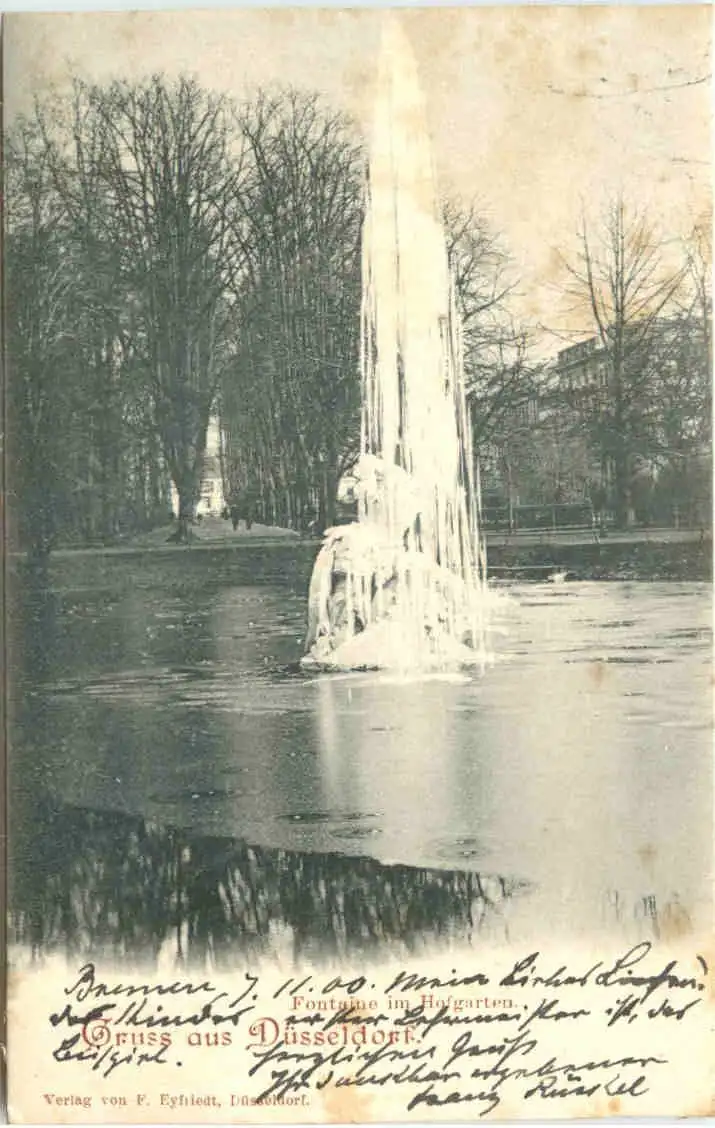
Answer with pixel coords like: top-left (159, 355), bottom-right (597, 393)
top-left (303, 13), bottom-right (490, 672)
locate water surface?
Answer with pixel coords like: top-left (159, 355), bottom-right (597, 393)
top-left (9, 546), bottom-right (712, 960)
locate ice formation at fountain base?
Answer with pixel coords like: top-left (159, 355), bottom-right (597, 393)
top-left (302, 459), bottom-right (488, 673)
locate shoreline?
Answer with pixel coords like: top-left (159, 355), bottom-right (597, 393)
top-left (486, 536), bottom-right (712, 583)
top-left (8, 526), bottom-right (712, 584)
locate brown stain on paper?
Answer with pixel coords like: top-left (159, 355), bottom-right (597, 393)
top-left (636, 842), bottom-right (657, 873)
top-left (318, 999), bottom-right (376, 1121)
top-left (321, 1082), bottom-right (373, 1124)
top-left (589, 660), bottom-right (608, 688)
top-left (658, 896), bottom-right (694, 941)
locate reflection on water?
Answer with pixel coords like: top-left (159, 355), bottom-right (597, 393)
top-left (8, 548), bottom-right (713, 958)
top-left (10, 802), bottom-right (527, 969)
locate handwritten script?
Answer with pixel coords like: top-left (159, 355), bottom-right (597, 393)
top-left (46, 942), bottom-right (709, 1116)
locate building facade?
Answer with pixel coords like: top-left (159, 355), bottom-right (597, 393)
top-left (169, 418), bottom-right (226, 519)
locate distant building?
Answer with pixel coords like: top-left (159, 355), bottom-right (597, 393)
top-left (555, 315), bottom-right (709, 412)
top-left (555, 335), bottom-right (611, 416)
top-left (477, 378), bottom-right (547, 519)
top-left (169, 418), bottom-right (226, 518)
top-left (553, 316), bottom-right (712, 524)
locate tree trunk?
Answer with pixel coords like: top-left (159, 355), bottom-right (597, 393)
top-left (506, 458), bottom-right (515, 534)
top-left (169, 484), bottom-right (196, 544)
top-left (613, 445), bottom-right (632, 529)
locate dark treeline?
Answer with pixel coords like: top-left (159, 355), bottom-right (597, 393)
top-left (7, 76), bottom-right (711, 560)
top-left (222, 91), bottom-right (364, 535)
top-left (6, 73), bottom-right (521, 558)
top-left (8, 75), bottom-right (252, 558)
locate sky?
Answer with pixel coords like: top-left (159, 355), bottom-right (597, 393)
top-left (4, 6), bottom-right (712, 351)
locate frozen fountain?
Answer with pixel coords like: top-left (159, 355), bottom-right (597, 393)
top-left (303, 15), bottom-right (489, 672)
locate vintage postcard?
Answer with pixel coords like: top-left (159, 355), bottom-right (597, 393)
top-left (3, 4), bottom-right (713, 1123)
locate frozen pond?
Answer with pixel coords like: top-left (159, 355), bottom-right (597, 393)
top-left (8, 545), bottom-right (712, 960)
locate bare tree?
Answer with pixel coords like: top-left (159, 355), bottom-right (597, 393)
top-left (86, 75), bottom-right (247, 542)
top-left (445, 199), bottom-right (516, 359)
top-left (443, 199), bottom-right (537, 468)
top-left (7, 86), bottom-right (183, 555)
top-left (35, 82), bottom-right (169, 541)
top-left (562, 194), bottom-right (685, 526)
top-left (642, 220), bottom-right (713, 524)
top-left (222, 90), bottom-right (363, 532)
top-left (5, 119), bottom-right (81, 566)
top-left (682, 217), bottom-right (712, 379)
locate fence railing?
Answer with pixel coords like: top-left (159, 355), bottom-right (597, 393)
top-left (482, 503), bottom-right (599, 532)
